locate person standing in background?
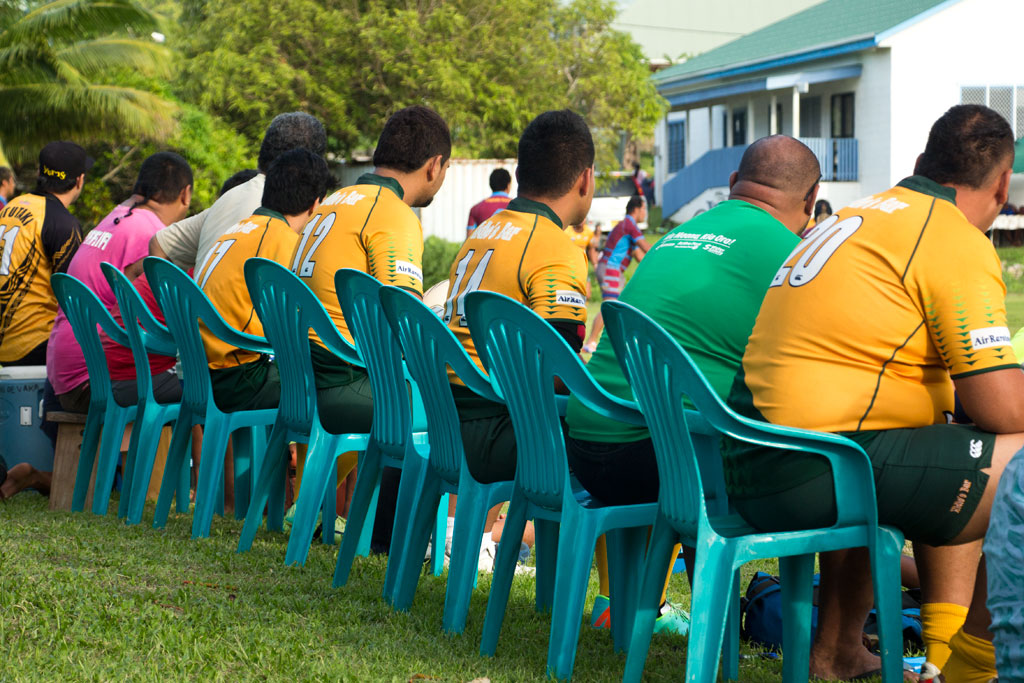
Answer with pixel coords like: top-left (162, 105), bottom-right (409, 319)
top-left (466, 168), bottom-right (512, 236)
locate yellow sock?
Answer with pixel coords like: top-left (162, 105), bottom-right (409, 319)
top-left (942, 628), bottom-right (997, 683)
top-left (595, 535), bottom-right (609, 596)
top-left (661, 543), bottom-right (682, 604)
top-left (921, 602), bottom-right (969, 669)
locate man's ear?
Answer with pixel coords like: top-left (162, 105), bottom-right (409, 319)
top-left (74, 174), bottom-right (85, 192)
top-left (425, 155), bottom-right (443, 183)
top-left (728, 170), bottom-right (738, 190)
top-left (804, 183), bottom-right (820, 216)
top-left (996, 167), bottom-right (1012, 207)
top-left (180, 184), bottom-right (193, 208)
top-left (579, 166), bottom-right (595, 197)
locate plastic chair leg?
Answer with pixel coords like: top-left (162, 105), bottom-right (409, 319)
top-left (623, 515), bottom-right (679, 683)
top-left (722, 569), bottom-right (741, 681)
top-left (119, 420), bottom-right (140, 520)
top-left (443, 479), bottom-right (498, 634)
top-left (334, 443), bottom-right (384, 586)
top-left (872, 527), bottom-right (906, 683)
top-left (779, 553), bottom-right (815, 683)
top-left (92, 406), bottom-right (132, 516)
top-left (431, 492), bottom-right (449, 577)
top-left (153, 409), bottom-right (195, 528)
top-left (384, 453), bottom-right (432, 605)
top-left (546, 513), bottom-right (599, 681)
top-left (125, 406), bottom-right (178, 523)
top-left (238, 421), bottom-right (290, 552)
top-left (606, 525), bottom-right (648, 653)
top-left (390, 471), bottom-right (443, 611)
top-left (534, 518), bottom-right (560, 612)
top-left (479, 488), bottom-right (528, 657)
top-left (72, 408), bottom-right (104, 513)
top-left (318, 458), bottom-right (338, 546)
top-left (192, 413), bottom-right (231, 539)
top-left (685, 540), bottom-right (737, 683)
top-left (284, 432), bottom-right (339, 565)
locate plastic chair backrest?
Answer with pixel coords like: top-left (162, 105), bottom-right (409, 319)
top-left (143, 256), bottom-right (272, 410)
top-left (601, 300), bottom-right (879, 532)
top-left (464, 290), bottom-right (644, 511)
top-left (379, 285), bottom-right (500, 482)
top-left (243, 258), bottom-right (362, 431)
top-left (51, 273), bottom-right (130, 401)
top-left (335, 269), bottom-right (414, 450)
top-left (101, 263), bottom-right (176, 398)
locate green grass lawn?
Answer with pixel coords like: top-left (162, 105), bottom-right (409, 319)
top-left (0, 493), bottom-right (796, 682)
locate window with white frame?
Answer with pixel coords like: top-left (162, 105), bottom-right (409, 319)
top-left (961, 86), bottom-right (1024, 137)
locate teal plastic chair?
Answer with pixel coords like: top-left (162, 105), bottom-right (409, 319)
top-left (464, 290), bottom-right (656, 681)
top-left (143, 256), bottom-right (275, 538)
top-left (379, 284), bottom-right (515, 632)
top-left (101, 263), bottom-right (191, 526)
top-left (51, 273), bottom-right (137, 515)
top-left (332, 268), bottom-right (446, 600)
top-left (601, 300), bottom-right (905, 683)
top-left (238, 258), bottom-right (369, 564)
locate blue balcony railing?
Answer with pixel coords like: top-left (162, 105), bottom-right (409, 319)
top-left (661, 138), bottom-right (858, 218)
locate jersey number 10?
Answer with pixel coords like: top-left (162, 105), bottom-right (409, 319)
top-left (770, 214), bottom-right (862, 288)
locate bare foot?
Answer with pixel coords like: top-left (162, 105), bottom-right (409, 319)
top-left (810, 643), bottom-right (918, 681)
top-left (0, 463), bottom-right (51, 498)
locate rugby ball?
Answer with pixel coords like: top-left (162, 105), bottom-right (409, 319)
top-left (423, 280), bottom-right (450, 316)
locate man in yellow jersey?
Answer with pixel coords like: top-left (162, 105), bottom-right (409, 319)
top-left (726, 105), bottom-right (1024, 681)
top-left (197, 149), bottom-right (332, 412)
top-left (291, 105), bottom-right (450, 551)
top-left (0, 141), bottom-right (91, 365)
top-left (564, 219), bottom-right (599, 265)
top-left (444, 109), bottom-right (592, 486)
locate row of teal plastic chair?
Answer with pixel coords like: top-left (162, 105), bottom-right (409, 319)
top-left (54, 255), bottom-right (906, 682)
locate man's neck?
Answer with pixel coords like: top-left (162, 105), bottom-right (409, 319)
top-left (518, 192), bottom-right (573, 227)
top-left (372, 167), bottom-right (416, 207)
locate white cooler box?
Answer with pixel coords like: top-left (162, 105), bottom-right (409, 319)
top-left (0, 366), bottom-right (54, 472)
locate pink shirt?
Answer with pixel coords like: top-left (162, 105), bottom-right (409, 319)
top-left (47, 204), bottom-right (164, 394)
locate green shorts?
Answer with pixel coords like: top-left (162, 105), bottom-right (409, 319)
top-left (725, 424), bottom-right (994, 546)
top-left (209, 357), bottom-right (281, 412)
top-left (451, 384), bottom-right (517, 484)
top-left (310, 342), bottom-right (374, 434)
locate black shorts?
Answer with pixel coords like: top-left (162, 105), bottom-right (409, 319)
top-left (726, 424), bottom-right (995, 546)
top-left (566, 436), bottom-right (659, 506)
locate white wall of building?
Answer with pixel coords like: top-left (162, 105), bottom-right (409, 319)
top-left (884, 0), bottom-right (1024, 190)
top-left (418, 159), bottom-right (517, 243)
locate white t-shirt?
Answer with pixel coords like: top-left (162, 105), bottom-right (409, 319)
top-left (154, 174), bottom-right (266, 276)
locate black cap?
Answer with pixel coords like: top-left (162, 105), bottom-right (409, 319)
top-left (39, 141), bottom-right (94, 182)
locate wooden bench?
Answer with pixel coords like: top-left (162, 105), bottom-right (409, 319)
top-left (47, 411), bottom-right (92, 512)
top-left (47, 411), bottom-right (174, 513)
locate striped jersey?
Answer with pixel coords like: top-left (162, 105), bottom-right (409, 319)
top-left (444, 197), bottom-right (588, 382)
top-left (734, 176), bottom-right (1019, 433)
top-left (292, 173), bottom-right (423, 345)
top-left (599, 215), bottom-right (643, 270)
top-left (196, 208), bottom-right (298, 369)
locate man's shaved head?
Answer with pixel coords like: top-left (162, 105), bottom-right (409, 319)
top-left (735, 135), bottom-right (821, 197)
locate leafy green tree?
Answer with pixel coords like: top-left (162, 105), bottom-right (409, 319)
top-left (0, 0), bottom-right (179, 165)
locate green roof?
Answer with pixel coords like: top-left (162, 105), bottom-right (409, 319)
top-left (654, 0), bottom-right (956, 85)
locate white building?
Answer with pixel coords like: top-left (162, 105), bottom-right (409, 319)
top-left (652, 0), bottom-right (1024, 223)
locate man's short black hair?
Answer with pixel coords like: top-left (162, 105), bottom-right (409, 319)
top-left (626, 195), bottom-right (644, 214)
top-left (372, 106), bottom-right (451, 173)
top-left (219, 169), bottom-right (259, 197)
top-left (36, 171), bottom-right (78, 194)
top-left (916, 104), bottom-right (1014, 189)
top-left (261, 148), bottom-right (332, 216)
top-left (516, 110), bottom-right (594, 198)
top-left (257, 112), bottom-right (328, 172)
top-left (133, 152), bottom-right (193, 204)
top-left (489, 168), bottom-right (511, 192)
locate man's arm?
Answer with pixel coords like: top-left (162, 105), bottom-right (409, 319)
top-left (149, 209), bottom-right (207, 269)
top-left (632, 237), bottom-right (652, 263)
top-left (954, 368), bottom-right (1024, 433)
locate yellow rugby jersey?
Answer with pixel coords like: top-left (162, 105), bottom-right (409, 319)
top-left (291, 173), bottom-right (423, 345)
top-left (196, 208), bottom-right (298, 369)
top-left (444, 197), bottom-right (589, 382)
top-left (738, 176), bottom-right (1018, 433)
top-left (564, 223), bottom-right (596, 251)
top-left (0, 193), bottom-right (81, 361)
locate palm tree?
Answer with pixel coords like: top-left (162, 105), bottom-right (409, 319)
top-left (0, 0), bottom-right (178, 165)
